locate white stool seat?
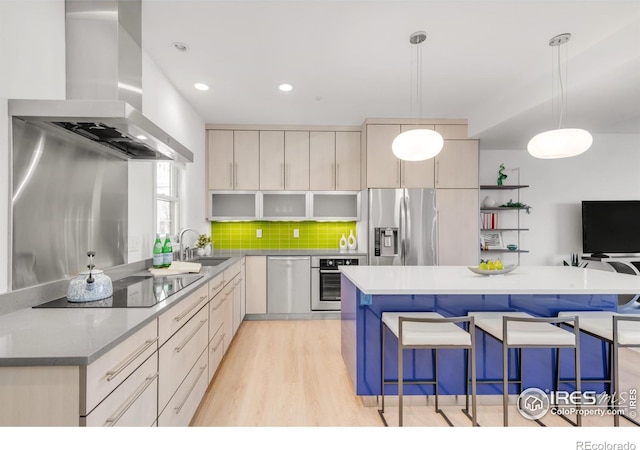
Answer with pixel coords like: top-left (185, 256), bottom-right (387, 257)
top-left (382, 312), bottom-right (472, 346)
top-left (558, 311), bottom-right (640, 345)
top-left (470, 311), bottom-right (576, 347)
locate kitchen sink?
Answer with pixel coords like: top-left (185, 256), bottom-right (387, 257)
top-left (191, 257), bottom-right (230, 267)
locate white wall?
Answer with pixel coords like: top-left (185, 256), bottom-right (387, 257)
top-left (0, 0), bottom-right (66, 293)
top-left (479, 134), bottom-right (640, 266)
top-left (139, 53), bottom-right (207, 261)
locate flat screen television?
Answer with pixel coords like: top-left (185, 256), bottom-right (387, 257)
top-left (582, 200), bottom-right (640, 255)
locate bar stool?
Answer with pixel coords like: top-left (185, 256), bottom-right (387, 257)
top-left (467, 311), bottom-right (581, 426)
top-left (558, 311), bottom-right (640, 426)
top-left (379, 311), bottom-right (477, 427)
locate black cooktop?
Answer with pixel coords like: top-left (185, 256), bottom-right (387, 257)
top-left (33, 274), bottom-right (204, 308)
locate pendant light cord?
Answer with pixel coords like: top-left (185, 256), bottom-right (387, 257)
top-left (557, 41), bottom-right (565, 129)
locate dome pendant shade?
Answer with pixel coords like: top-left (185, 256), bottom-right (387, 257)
top-left (527, 128), bottom-right (593, 159)
top-left (392, 129), bottom-right (444, 161)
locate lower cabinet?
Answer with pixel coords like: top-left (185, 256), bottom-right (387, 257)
top-left (158, 349), bottom-right (209, 427)
top-left (158, 306), bottom-right (209, 413)
top-left (0, 258), bottom-right (249, 427)
top-left (83, 353), bottom-right (158, 427)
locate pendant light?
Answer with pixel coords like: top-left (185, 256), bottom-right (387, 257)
top-left (527, 33), bottom-right (592, 159)
top-left (392, 31), bottom-right (444, 161)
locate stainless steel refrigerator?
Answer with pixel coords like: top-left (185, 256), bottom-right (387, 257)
top-left (368, 188), bottom-right (438, 266)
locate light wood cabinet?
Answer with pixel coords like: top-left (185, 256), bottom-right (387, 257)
top-left (158, 348), bottom-right (208, 427)
top-left (437, 188), bottom-right (479, 265)
top-left (365, 124), bottom-right (435, 188)
top-left (207, 130), bottom-right (259, 190)
top-left (83, 353), bottom-right (158, 427)
top-left (309, 131), bottom-right (335, 191)
top-left (233, 275), bottom-right (243, 336)
top-left (284, 131), bottom-right (310, 190)
top-left (245, 256), bottom-right (267, 314)
top-left (158, 306), bottom-right (208, 413)
top-left (208, 325), bottom-right (225, 382)
top-left (335, 131), bottom-right (361, 190)
top-left (435, 140), bottom-right (479, 189)
top-left (365, 124), bottom-right (401, 188)
top-left (259, 130), bottom-right (285, 190)
top-left (309, 131), bottom-right (361, 191)
top-left (158, 283), bottom-right (208, 346)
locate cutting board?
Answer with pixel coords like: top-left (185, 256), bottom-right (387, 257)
top-left (149, 261), bottom-right (202, 276)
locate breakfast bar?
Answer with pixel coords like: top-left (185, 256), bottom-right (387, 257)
top-left (339, 265), bottom-right (640, 397)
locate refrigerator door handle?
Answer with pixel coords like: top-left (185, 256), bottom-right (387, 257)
top-left (403, 194), bottom-right (411, 263)
top-left (432, 206), bottom-right (439, 265)
top-left (399, 193), bottom-right (405, 263)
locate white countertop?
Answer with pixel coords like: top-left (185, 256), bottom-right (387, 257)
top-left (339, 265), bottom-right (640, 295)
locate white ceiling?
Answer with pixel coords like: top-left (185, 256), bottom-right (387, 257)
top-left (141, 0), bottom-right (640, 150)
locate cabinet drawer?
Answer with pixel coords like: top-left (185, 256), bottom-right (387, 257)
top-left (223, 260), bottom-right (242, 280)
top-left (82, 320), bottom-right (158, 415)
top-left (159, 283), bottom-right (208, 346)
top-left (208, 274), bottom-right (225, 300)
top-left (83, 353), bottom-right (158, 427)
top-left (209, 283), bottom-right (231, 339)
top-left (159, 307), bottom-right (208, 411)
top-left (158, 349), bottom-right (208, 427)
top-left (208, 326), bottom-right (226, 383)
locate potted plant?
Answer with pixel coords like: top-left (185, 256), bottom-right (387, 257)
top-left (196, 234), bottom-right (211, 256)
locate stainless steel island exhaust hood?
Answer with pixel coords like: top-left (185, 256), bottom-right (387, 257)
top-left (9, 0), bottom-right (194, 163)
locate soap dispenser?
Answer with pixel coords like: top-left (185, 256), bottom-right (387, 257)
top-left (347, 230), bottom-right (357, 250)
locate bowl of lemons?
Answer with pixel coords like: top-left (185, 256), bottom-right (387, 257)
top-left (467, 259), bottom-right (517, 276)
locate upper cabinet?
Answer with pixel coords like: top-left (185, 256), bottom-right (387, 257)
top-left (309, 131), bottom-right (361, 191)
top-left (207, 130), bottom-right (259, 190)
top-left (363, 120), bottom-right (477, 190)
top-left (435, 139), bottom-right (479, 189)
top-left (365, 123), bottom-right (435, 189)
top-left (259, 130), bottom-right (310, 191)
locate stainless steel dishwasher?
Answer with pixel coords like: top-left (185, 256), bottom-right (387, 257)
top-left (267, 256), bottom-right (311, 314)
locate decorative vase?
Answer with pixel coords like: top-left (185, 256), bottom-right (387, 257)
top-left (347, 230), bottom-right (357, 250)
top-left (339, 233), bottom-right (348, 250)
top-left (197, 247), bottom-right (205, 257)
top-left (482, 196), bottom-right (496, 208)
top-left (204, 243), bottom-right (212, 256)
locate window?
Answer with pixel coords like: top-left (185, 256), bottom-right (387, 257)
top-left (156, 161), bottom-right (182, 236)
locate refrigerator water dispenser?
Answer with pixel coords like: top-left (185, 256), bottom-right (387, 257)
top-left (374, 227), bottom-right (398, 257)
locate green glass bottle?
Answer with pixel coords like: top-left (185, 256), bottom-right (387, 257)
top-left (153, 233), bottom-right (164, 269)
top-left (162, 233), bottom-right (173, 268)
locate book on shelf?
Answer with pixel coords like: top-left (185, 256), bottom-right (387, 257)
top-left (481, 212), bottom-right (498, 229)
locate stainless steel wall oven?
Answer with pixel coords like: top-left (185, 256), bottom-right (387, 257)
top-left (311, 256), bottom-right (366, 311)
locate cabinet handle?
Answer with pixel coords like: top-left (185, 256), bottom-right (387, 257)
top-left (104, 372), bottom-right (159, 426)
top-left (286, 163), bottom-right (290, 188)
top-left (234, 163), bottom-right (238, 188)
top-left (229, 163), bottom-right (233, 188)
top-left (336, 163), bottom-right (340, 189)
top-left (105, 337), bottom-right (158, 382)
top-left (401, 162), bottom-right (405, 186)
top-left (331, 163), bottom-right (336, 188)
top-left (175, 320), bottom-right (207, 353)
top-left (174, 365), bottom-right (207, 415)
top-left (212, 333), bottom-right (225, 352)
top-left (174, 296), bottom-right (206, 322)
top-left (281, 163), bottom-right (285, 188)
top-left (211, 279), bottom-right (224, 291)
top-left (436, 160), bottom-right (439, 186)
top-left (396, 161), bottom-right (400, 185)
top-left (234, 278), bottom-right (242, 287)
top-left (210, 297), bottom-right (224, 311)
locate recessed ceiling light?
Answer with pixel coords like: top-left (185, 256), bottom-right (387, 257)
top-left (194, 83), bottom-right (209, 91)
top-left (278, 83), bottom-right (293, 92)
top-left (136, 135), bottom-right (147, 140)
top-left (172, 42), bottom-right (188, 52)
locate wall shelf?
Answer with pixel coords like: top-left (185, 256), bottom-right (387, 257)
top-left (480, 182), bottom-right (529, 264)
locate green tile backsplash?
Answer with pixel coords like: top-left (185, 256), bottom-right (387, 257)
top-left (210, 221), bottom-right (357, 250)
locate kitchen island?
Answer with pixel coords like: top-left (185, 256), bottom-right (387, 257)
top-left (339, 265), bottom-right (640, 397)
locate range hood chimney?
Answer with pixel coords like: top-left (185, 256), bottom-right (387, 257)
top-left (9, 0), bottom-right (194, 163)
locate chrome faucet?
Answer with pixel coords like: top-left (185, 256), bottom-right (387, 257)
top-left (177, 228), bottom-right (200, 261)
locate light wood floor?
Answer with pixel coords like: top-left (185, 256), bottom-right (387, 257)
top-left (191, 319), bottom-right (640, 428)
